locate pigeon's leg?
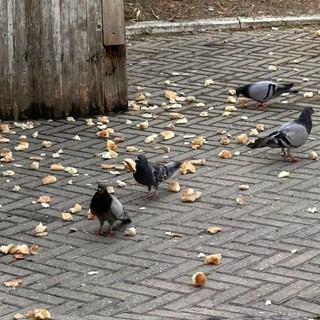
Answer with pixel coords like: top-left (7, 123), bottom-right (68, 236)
top-left (145, 186), bottom-right (158, 199)
top-left (97, 227), bottom-right (113, 237)
top-left (105, 227), bottom-right (113, 237)
top-left (146, 191), bottom-right (158, 199)
top-left (147, 186), bottom-right (160, 199)
top-left (95, 219), bottom-right (104, 236)
top-left (95, 228), bottom-right (103, 236)
top-left (152, 189), bottom-right (160, 199)
top-left (280, 148), bottom-right (287, 157)
top-left (146, 190), bottom-right (153, 198)
top-left (256, 102), bottom-right (267, 109)
top-left (281, 148), bottom-right (299, 162)
top-left (286, 152), bottom-right (300, 162)
top-left (96, 220), bottom-right (111, 236)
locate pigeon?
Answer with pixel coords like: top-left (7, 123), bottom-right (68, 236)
top-left (236, 81), bottom-right (299, 109)
top-left (247, 107), bottom-right (314, 162)
top-left (133, 154), bottom-right (182, 198)
top-left (90, 182), bottom-right (131, 236)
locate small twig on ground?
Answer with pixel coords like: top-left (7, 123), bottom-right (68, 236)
top-left (216, 2), bottom-right (224, 10)
top-left (151, 8), bottom-right (160, 20)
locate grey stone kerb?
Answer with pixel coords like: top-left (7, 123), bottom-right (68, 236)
top-left (126, 14), bottom-right (320, 36)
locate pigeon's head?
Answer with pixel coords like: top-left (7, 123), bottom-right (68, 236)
top-left (300, 106), bottom-right (314, 117)
top-left (308, 107), bottom-right (315, 114)
top-left (135, 154), bottom-right (148, 165)
top-left (97, 182), bottom-right (107, 194)
top-left (235, 86), bottom-right (246, 97)
top-left (235, 84), bottom-right (249, 97)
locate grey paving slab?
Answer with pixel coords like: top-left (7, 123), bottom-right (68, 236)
top-left (1, 27), bottom-right (320, 320)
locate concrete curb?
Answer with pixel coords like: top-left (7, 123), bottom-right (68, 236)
top-left (126, 14), bottom-right (320, 36)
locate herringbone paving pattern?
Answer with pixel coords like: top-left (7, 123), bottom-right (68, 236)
top-left (1, 28), bottom-right (320, 319)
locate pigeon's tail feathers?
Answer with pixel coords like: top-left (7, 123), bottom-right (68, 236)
top-left (248, 129), bottom-right (296, 150)
top-left (165, 161), bottom-right (182, 179)
top-left (282, 83), bottom-right (294, 90)
top-left (277, 83), bottom-right (299, 95)
top-left (121, 211), bottom-right (132, 224)
top-left (247, 138), bottom-right (269, 149)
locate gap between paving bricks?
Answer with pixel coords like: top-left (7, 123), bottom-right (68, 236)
top-left (126, 14), bottom-right (320, 36)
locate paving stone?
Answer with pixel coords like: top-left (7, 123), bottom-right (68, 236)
top-left (285, 297), bottom-right (320, 314)
top-left (132, 292), bottom-right (182, 314)
top-left (267, 280), bottom-right (313, 304)
top-left (149, 309), bottom-right (208, 319)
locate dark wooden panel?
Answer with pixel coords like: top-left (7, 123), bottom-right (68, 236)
top-left (0, 0), bottom-right (126, 120)
top-left (103, 45), bottom-right (128, 113)
top-left (101, 0), bottom-right (125, 46)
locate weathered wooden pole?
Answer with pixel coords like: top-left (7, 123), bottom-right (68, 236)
top-left (101, 0), bottom-right (128, 113)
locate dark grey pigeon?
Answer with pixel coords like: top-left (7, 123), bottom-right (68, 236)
top-left (90, 183), bottom-right (131, 236)
top-left (133, 154), bottom-right (181, 198)
top-left (247, 107), bottom-right (314, 162)
top-left (236, 81), bottom-right (299, 109)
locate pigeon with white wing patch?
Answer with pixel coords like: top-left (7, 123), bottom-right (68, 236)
top-left (236, 81), bottom-right (299, 109)
top-left (90, 183), bottom-right (131, 236)
top-left (247, 107), bottom-right (314, 162)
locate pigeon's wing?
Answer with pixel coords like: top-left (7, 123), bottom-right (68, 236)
top-left (248, 81), bottom-right (276, 102)
top-left (263, 130), bottom-right (282, 147)
top-left (279, 122), bottom-right (309, 147)
top-left (152, 161), bottom-right (181, 185)
top-left (109, 196), bottom-right (125, 221)
top-left (152, 164), bottom-right (168, 185)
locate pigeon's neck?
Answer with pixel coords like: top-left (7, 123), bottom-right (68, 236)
top-left (296, 112), bottom-right (312, 134)
top-left (97, 191), bottom-right (112, 203)
top-left (137, 161), bottom-right (152, 172)
top-left (102, 193), bottom-right (113, 208)
top-left (91, 191), bottom-right (112, 212)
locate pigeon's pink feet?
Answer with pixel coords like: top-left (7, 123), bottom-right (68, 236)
top-left (105, 228), bottom-right (113, 236)
top-left (281, 152), bottom-right (299, 162)
top-left (256, 102), bottom-right (267, 109)
top-left (287, 154), bottom-right (300, 162)
top-left (95, 228), bottom-right (102, 236)
top-left (145, 191), bottom-right (159, 199)
top-left (95, 228), bottom-right (113, 237)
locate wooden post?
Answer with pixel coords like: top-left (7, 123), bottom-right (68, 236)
top-left (101, 0), bottom-right (128, 113)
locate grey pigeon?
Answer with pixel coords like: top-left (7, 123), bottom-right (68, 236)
top-left (133, 154), bottom-right (181, 198)
top-left (247, 107), bottom-right (314, 162)
top-left (90, 182), bottom-right (131, 236)
top-left (236, 81), bottom-right (299, 109)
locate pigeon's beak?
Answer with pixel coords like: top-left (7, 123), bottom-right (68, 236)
top-left (97, 185), bottom-right (105, 193)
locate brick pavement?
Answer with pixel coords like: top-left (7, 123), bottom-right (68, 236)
top-left (1, 27), bottom-right (320, 319)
